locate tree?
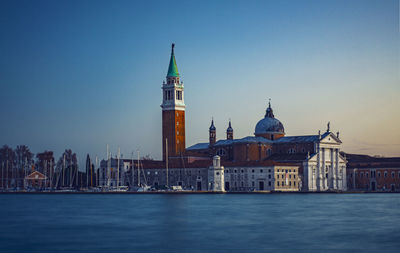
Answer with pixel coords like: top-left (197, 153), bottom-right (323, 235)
top-left (15, 145), bottom-right (34, 188)
top-left (0, 145), bottom-right (16, 189)
top-left (36, 151), bottom-right (55, 188)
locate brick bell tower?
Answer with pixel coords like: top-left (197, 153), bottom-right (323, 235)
top-left (161, 43), bottom-right (186, 161)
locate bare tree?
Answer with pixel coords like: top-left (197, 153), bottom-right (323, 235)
top-left (0, 145), bottom-right (16, 189)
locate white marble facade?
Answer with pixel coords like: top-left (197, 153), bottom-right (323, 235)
top-left (303, 132), bottom-right (347, 191)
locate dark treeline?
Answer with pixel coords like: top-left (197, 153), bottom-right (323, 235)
top-left (0, 145), bottom-right (98, 190)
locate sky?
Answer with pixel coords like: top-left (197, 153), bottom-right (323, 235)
top-left (0, 0), bottom-right (399, 167)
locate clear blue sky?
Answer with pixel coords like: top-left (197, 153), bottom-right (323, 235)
top-left (0, 0), bottom-right (399, 166)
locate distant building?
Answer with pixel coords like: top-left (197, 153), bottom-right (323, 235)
top-left (24, 171), bottom-right (48, 190)
top-left (345, 154), bottom-right (400, 192)
top-left (186, 102), bottom-right (347, 191)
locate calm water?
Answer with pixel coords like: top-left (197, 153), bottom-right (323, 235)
top-left (0, 193), bottom-right (399, 253)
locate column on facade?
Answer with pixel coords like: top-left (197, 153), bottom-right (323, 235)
top-left (334, 149), bottom-right (339, 189)
top-left (322, 147), bottom-right (326, 190)
top-left (316, 143), bottom-right (321, 191)
top-left (328, 148), bottom-right (333, 189)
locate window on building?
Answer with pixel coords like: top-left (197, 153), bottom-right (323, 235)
top-left (366, 172), bottom-right (369, 178)
top-left (360, 172), bottom-right (363, 178)
top-left (378, 172), bottom-right (381, 177)
top-left (268, 181), bottom-right (271, 186)
top-left (277, 181), bottom-right (279, 186)
top-left (252, 169), bottom-right (255, 173)
top-left (268, 175), bottom-right (271, 179)
top-left (282, 181), bottom-right (284, 186)
top-left (289, 181), bottom-right (291, 186)
top-left (294, 175), bottom-right (296, 179)
top-left (260, 169), bottom-right (263, 173)
top-left (294, 181), bottom-right (296, 186)
top-left (216, 172), bottom-right (220, 175)
top-left (289, 175), bottom-right (292, 179)
top-left (269, 169), bottom-right (271, 173)
top-left (252, 181), bottom-right (255, 187)
top-left (384, 171), bottom-right (388, 178)
top-left (241, 170), bottom-right (244, 173)
top-left (391, 172), bottom-right (395, 178)
top-left (216, 148), bottom-right (226, 157)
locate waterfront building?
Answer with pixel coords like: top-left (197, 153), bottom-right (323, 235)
top-left (97, 44), bottom-right (346, 192)
top-left (345, 154), bottom-right (400, 192)
top-left (98, 158), bottom-right (132, 188)
top-left (24, 170), bottom-right (48, 190)
top-left (186, 103), bottom-right (347, 191)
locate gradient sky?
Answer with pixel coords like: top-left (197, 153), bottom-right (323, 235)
top-left (0, 0), bottom-right (399, 167)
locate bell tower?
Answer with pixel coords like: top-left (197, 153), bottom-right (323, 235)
top-left (161, 43), bottom-right (186, 161)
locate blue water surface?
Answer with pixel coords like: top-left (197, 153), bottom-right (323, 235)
top-left (0, 193), bottom-right (399, 253)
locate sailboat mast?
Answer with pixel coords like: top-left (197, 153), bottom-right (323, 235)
top-left (6, 160), bottom-right (9, 190)
top-left (69, 156), bottom-right (72, 188)
top-left (117, 148), bottom-right (120, 188)
top-left (131, 152), bottom-right (134, 188)
top-left (76, 155), bottom-right (78, 189)
top-left (166, 138), bottom-right (168, 187)
top-left (63, 154), bottom-right (65, 188)
top-left (137, 150), bottom-right (140, 186)
top-left (44, 160), bottom-right (47, 189)
top-left (1, 162), bottom-right (3, 190)
top-left (106, 144), bottom-right (109, 188)
top-left (95, 155), bottom-right (98, 187)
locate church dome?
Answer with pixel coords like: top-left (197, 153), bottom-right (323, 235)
top-left (254, 102), bottom-right (285, 138)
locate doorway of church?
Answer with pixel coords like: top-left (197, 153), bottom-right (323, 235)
top-left (259, 181), bottom-right (264, 191)
top-left (197, 181), bottom-right (202, 191)
top-left (371, 181), bottom-right (376, 191)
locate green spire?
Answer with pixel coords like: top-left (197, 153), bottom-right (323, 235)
top-left (167, 43), bottom-right (179, 77)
